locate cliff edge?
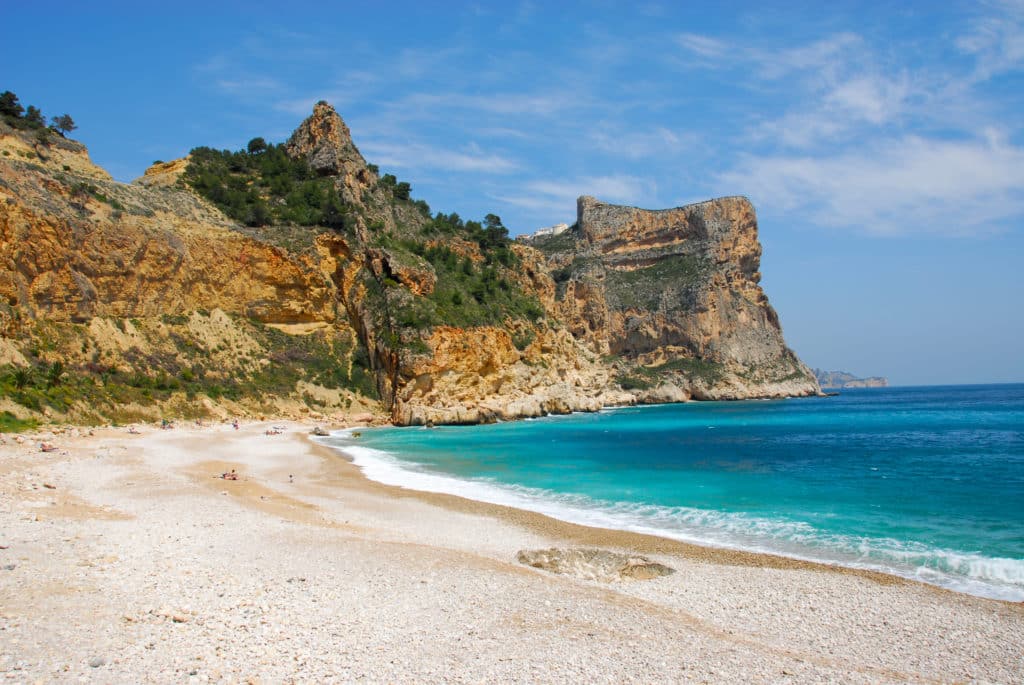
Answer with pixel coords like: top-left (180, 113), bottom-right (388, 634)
top-left (0, 103), bottom-right (818, 427)
top-left (523, 195), bottom-right (819, 401)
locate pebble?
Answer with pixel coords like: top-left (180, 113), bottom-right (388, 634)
top-left (88, 657), bottom-right (105, 668)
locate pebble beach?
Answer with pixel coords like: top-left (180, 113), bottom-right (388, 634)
top-left (1, 421), bottom-right (1021, 683)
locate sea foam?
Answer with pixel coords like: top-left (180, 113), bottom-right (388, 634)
top-left (321, 432), bottom-right (1024, 602)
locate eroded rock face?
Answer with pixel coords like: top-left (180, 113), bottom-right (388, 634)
top-left (516, 548), bottom-right (675, 582)
top-left (134, 157), bottom-right (189, 188)
top-left (285, 101), bottom-right (380, 210)
top-left (0, 104), bottom-right (818, 427)
top-left (391, 325), bottom-right (632, 426)
top-left (0, 163), bottom-right (335, 325)
top-left (526, 196), bottom-right (820, 400)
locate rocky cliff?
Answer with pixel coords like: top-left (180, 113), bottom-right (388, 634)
top-left (0, 102), bottom-right (818, 427)
top-left (814, 369), bottom-right (888, 389)
top-left (522, 196), bottom-right (819, 400)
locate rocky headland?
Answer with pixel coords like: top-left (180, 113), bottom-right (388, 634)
top-left (814, 369), bottom-right (889, 389)
top-left (0, 101), bottom-right (819, 427)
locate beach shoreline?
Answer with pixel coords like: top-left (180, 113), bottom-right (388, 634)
top-left (1, 420), bottom-right (1021, 682)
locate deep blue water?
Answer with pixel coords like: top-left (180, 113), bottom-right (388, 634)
top-left (321, 384), bottom-right (1024, 600)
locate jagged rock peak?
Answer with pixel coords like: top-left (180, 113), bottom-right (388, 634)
top-left (285, 101), bottom-right (366, 176)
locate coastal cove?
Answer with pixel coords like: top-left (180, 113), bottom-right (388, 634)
top-left (1, 419), bottom-right (1022, 681)
top-left (322, 384), bottom-right (1024, 602)
top-left (5, 2), bottom-right (1024, 680)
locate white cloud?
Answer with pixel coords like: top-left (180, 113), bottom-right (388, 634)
top-left (273, 97), bottom-right (325, 116)
top-left (673, 30), bottom-right (861, 78)
top-left (956, 0), bottom-right (1024, 80)
top-left (588, 125), bottom-right (694, 160)
top-left (215, 77), bottom-right (284, 95)
top-left (672, 30), bottom-right (915, 149)
top-left (526, 175), bottom-right (654, 205)
top-left (488, 193), bottom-right (570, 218)
top-left (473, 126), bottom-right (534, 140)
top-left (495, 175), bottom-right (655, 216)
top-left (492, 175), bottom-right (662, 230)
top-left (400, 91), bottom-right (573, 117)
top-left (675, 33), bottom-right (728, 59)
top-left (824, 73), bottom-right (911, 125)
top-left (393, 46), bottom-right (466, 79)
top-left (751, 71), bottom-right (913, 148)
top-left (717, 133), bottom-right (1024, 235)
top-left (752, 32), bottom-right (861, 80)
top-left (360, 140), bottom-right (519, 174)
top-left (273, 93), bottom-right (354, 116)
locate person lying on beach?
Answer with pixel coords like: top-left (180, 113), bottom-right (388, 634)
top-left (127, 426), bottom-right (140, 434)
top-left (265, 428), bottom-right (281, 436)
top-left (40, 442), bottom-right (57, 452)
top-left (220, 469), bottom-right (238, 480)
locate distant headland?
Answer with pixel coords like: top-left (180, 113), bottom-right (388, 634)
top-left (814, 369), bottom-right (889, 389)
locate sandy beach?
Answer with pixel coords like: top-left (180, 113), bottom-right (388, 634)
top-left (1, 421), bottom-right (1021, 683)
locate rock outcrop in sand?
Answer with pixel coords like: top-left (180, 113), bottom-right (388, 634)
top-left (0, 103), bottom-right (818, 426)
top-left (517, 548), bottom-right (675, 581)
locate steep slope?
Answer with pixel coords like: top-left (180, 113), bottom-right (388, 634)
top-left (0, 103), bottom-right (818, 427)
top-left (523, 196), bottom-right (819, 399)
top-left (0, 115), bottom-right (374, 423)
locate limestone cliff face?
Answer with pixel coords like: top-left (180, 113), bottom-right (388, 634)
top-left (524, 196), bottom-right (819, 399)
top-left (133, 157), bottom-right (189, 188)
top-left (0, 105), bottom-right (817, 427)
top-left (0, 152), bottom-right (335, 326)
top-left (391, 324), bottom-right (635, 426)
top-left (286, 101), bottom-right (378, 210)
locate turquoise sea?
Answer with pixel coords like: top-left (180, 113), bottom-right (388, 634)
top-left (320, 384), bottom-right (1024, 601)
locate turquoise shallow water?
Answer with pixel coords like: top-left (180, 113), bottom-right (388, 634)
top-left (321, 384), bottom-right (1024, 600)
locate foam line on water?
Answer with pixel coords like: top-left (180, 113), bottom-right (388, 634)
top-left (319, 434), bottom-right (1024, 602)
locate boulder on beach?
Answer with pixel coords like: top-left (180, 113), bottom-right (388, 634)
top-left (516, 547), bottom-right (675, 582)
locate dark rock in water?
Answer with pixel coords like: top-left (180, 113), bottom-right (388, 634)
top-left (516, 547), bottom-right (675, 582)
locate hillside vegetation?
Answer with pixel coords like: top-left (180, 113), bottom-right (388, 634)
top-left (0, 97), bottom-right (820, 429)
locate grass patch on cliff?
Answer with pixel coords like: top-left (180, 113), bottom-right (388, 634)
top-left (373, 229), bottom-right (545, 337)
top-left (616, 373), bottom-right (654, 391)
top-left (0, 316), bottom-right (381, 421)
top-left (649, 357), bottom-right (724, 384)
top-left (616, 356), bottom-right (724, 390)
top-left (70, 181), bottom-right (125, 210)
top-left (605, 254), bottom-right (708, 311)
top-left (249, 322), bottom-right (379, 400)
top-left (0, 411), bottom-right (37, 433)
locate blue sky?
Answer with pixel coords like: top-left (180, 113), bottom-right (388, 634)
top-left (4, 1), bottom-right (1023, 385)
